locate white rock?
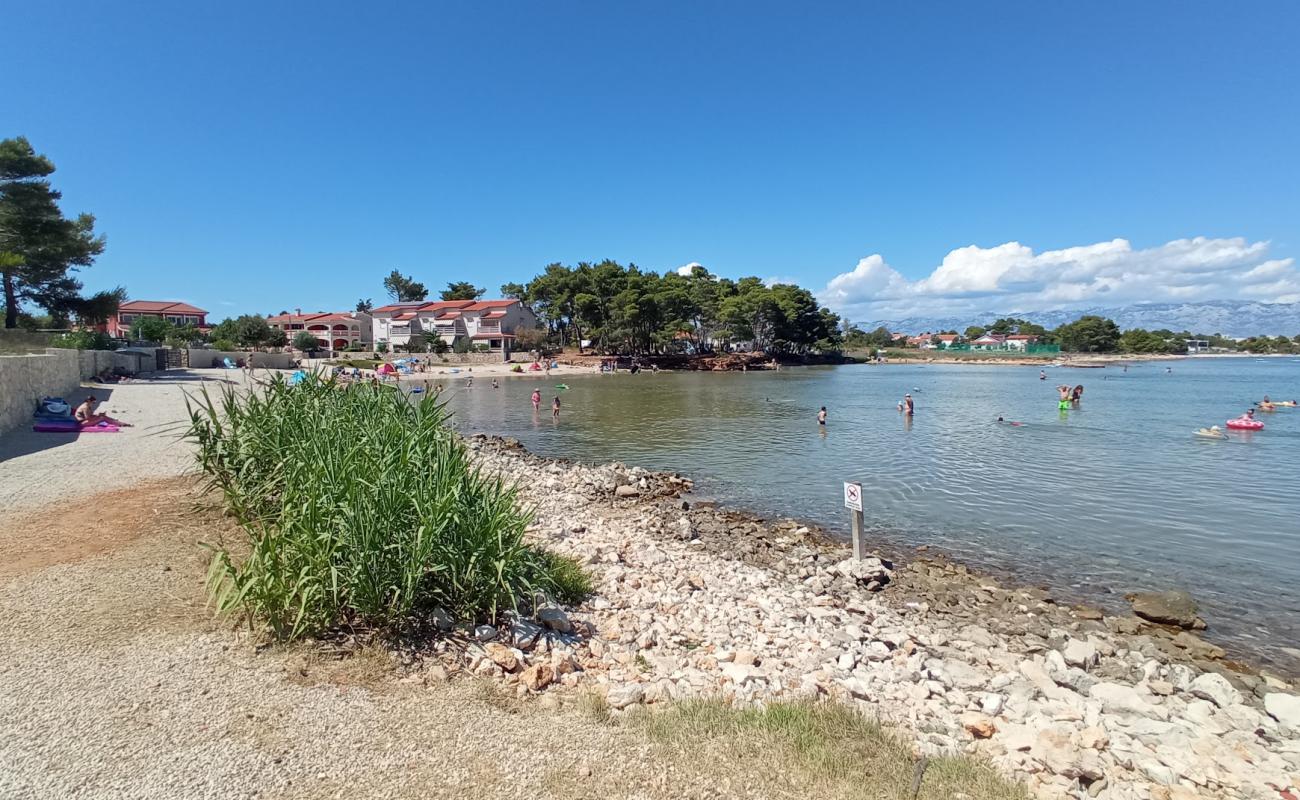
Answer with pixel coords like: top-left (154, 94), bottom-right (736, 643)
top-left (1089, 682), bottom-right (1157, 716)
top-left (980, 693), bottom-right (1005, 716)
top-left (606, 684), bottom-right (645, 709)
top-left (1188, 672), bottom-right (1241, 709)
top-left (537, 607), bottom-right (573, 634)
top-left (1063, 639), bottom-right (1099, 670)
top-left (1264, 693), bottom-right (1300, 729)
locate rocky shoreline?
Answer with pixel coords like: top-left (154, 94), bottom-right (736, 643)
top-left (419, 436), bottom-right (1299, 799)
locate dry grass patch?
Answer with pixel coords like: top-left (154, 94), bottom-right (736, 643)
top-left (634, 699), bottom-right (1029, 800)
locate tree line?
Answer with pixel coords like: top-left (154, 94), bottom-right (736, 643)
top-left (511, 261), bottom-right (841, 356)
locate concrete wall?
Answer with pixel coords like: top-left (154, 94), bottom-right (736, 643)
top-left (185, 349), bottom-right (294, 369)
top-left (77, 349), bottom-right (155, 379)
top-left (0, 350), bottom-right (82, 435)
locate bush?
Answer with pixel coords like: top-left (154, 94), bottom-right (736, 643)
top-left (452, 336), bottom-right (471, 354)
top-left (211, 338), bottom-right (237, 351)
top-left (49, 330), bottom-right (117, 351)
top-left (186, 376), bottom-right (583, 640)
top-left (292, 331), bottom-right (320, 352)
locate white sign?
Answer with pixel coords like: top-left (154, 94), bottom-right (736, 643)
top-left (843, 481), bottom-right (863, 512)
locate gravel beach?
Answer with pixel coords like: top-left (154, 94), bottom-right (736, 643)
top-left (2, 372), bottom-right (1298, 800)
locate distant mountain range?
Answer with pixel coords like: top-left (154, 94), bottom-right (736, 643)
top-left (861, 301), bottom-right (1300, 339)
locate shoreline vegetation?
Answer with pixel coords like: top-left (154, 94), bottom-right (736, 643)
top-left (184, 375), bottom-right (591, 640)
top-left (171, 373), bottom-right (1299, 798)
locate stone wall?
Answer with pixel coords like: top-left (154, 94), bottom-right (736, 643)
top-left (77, 349), bottom-right (155, 379)
top-left (0, 350), bottom-right (82, 435)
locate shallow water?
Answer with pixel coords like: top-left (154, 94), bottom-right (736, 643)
top-left (424, 358), bottom-right (1300, 664)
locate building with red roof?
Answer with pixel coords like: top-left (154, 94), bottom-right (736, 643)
top-left (107, 301), bottom-right (209, 338)
top-left (267, 309), bottom-right (373, 351)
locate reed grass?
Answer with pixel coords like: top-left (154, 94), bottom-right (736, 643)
top-left (186, 373), bottom-right (588, 640)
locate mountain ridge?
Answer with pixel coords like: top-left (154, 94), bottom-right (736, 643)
top-left (860, 301), bottom-right (1300, 339)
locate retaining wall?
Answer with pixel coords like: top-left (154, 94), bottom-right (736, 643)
top-left (185, 350), bottom-right (294, 369)
top-left (0, 350), bottom-right (82, 435)
top-left (77, 349), bottom-right (155, 379)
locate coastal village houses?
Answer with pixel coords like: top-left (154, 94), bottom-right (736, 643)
top-left (370, 299), bottom-right (539, 356)
top-left (106, 300), bottom-right (209, 338)
top-left (969, 332), bottom-right (1041, 351)
top-left (267, 310), bottom-right (374, 351)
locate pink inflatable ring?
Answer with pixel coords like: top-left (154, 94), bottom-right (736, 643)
top-left (1226, 418), bottom-right (1264, 430)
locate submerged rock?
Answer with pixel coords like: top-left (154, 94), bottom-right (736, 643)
top-left (1125, 590), bottom-right (1205, 629)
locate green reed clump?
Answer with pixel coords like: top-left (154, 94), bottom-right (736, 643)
top-left (186, 374), bottom-right (588, 640)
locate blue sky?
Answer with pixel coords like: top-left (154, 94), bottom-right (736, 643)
top-left (7, 1), bottom-right (1299, 322)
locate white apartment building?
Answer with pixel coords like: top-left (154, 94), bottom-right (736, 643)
top-left (371, 299), bottom-right (538, 355)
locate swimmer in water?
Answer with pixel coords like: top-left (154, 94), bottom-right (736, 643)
top-left (903, 394), bottom-right (914, 416)
top-left (531, 388), bottom-right (541, 410)
top-left (1039, 370), bottom-right (1046, 380)
top-left (817, 406), bottom-right (827, 426)
top-left (552, 395), bottom-right (561, 419)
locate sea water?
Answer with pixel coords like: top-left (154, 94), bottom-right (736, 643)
top-left (430, 358), bottom-right (1300, 665)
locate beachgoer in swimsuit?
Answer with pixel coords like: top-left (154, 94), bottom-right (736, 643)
top-left (492, 379), bottom-right (499, 390)
top-left (903, 394), bottom-right (914, 416)
top-left (1039, 370), bottom-right (1046, 380)
top-left (817, 406), bottom-right (827, 426)
top-left (531, 389), bottom-right (541, 410)
top-left (552, 395), bottom-right (561, 419)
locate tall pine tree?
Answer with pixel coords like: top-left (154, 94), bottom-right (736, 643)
top-left (0, 137), bottom-right (106, 328)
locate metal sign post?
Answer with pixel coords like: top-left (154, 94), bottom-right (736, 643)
top-left (843, 481), bottom-right (865, 560)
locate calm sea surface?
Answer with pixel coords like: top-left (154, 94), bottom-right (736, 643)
top-left (423, 358), bottom-right (1300, 664)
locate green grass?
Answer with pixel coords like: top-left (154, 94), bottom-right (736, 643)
top-left (330, 358), bottom-right (383, 369)
top-left (635, 700), bottom-right (1029, 800)
top-left (186, 374), bottom-right (591, 640)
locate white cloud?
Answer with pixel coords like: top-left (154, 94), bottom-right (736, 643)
top-left (675, 262), bottom-right (705, 276)
top-left (818, 237), bottom-right (1300, 320)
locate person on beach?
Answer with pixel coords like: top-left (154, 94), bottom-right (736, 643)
top-left (817, 406), bottom-right (827, 426)
top-left (531, 389), bottom-right (542, 410)
top-left (74, 395), bottom-right (129, 426)
top-left (903, 394), bottom-right (914, 416)
top-left (552, 395), bottom-right (561, 419)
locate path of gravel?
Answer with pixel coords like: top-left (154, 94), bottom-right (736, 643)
top-left (0, 481), bottom-right (672, 800)
top-left (0, 370), bottom-right (245, 515)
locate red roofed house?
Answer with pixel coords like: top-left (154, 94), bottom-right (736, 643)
top-left (906, 332), bottom-right (934, 348)
top-left (107, 300), bottom-right (209, 338)
top-left (371, 299), bottom-right (538, 356)
top-left (969, 333), bottom-right (1007, 350)
top-left (267, 309), bottom-right (373, 351)
top-left (934, 334), bottom-right (960, 349)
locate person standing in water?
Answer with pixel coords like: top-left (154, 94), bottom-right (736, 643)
top-left (903, 394), bottom-right (914, 416)
top-left (817, 406), bottom-right (827, 426)
top-left (552, 395), bottom-right (561, 419)
top-left (531, 388), bottom-right (542, 411)
top-left (1057, 385), bottom-right (1072, 409)
top-left (1039, 370), bottom-right (1046, 380)
top-left (491, 378), bottom-right (499, 390)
